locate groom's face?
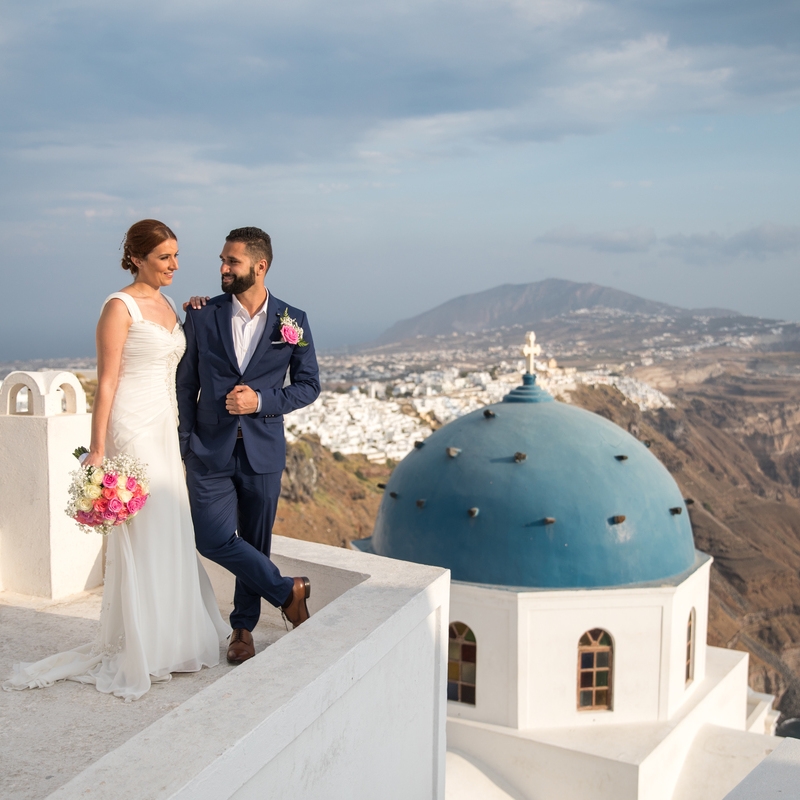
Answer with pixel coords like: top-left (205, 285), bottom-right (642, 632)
top-left (220, 241), bottom-right (257, 295)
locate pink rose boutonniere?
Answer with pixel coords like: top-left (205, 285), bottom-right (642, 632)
top-left (275, 308), bottom-right (309, 347)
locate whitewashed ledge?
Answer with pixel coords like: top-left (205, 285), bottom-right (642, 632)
top-left (0, 537), bottom-right (450, 800)
top-left (723, 736), bottom-right (800, 799)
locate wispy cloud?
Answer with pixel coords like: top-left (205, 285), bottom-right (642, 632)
top-left (538, 223), bottom-right (800, 261)
top-left (663, 224), bottom-right (800, 259)
top-left (537, 226), bottom-right (657, 253)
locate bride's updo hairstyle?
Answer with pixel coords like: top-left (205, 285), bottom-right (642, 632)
top-left (121, 219), bottom-right (177, 275)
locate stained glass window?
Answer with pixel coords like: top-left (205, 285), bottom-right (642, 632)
top-left (577, 628), bottom-right (613, 711)
top-left (448, 622), bottom-right (477, 706)
top-left (686, 609), bottom-right (696, 685)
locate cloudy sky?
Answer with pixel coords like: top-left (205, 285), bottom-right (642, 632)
top-left (1, 0), bottom-right (798, 358)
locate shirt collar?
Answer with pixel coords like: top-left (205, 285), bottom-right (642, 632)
top-left (231, 290), bottom-right (269, 320)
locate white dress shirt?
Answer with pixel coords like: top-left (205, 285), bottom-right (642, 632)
top-left (231, 292), bottom-right (268, 413)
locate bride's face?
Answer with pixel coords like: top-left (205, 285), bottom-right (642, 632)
top-left (134, 239), bottom-right (179, 286)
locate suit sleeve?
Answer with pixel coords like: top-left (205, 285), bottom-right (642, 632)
top-left (256, 312), bottom-right (320, 416)
top-left (176, 309), bottom-right (201, 457)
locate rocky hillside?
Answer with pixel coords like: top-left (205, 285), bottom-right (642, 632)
top-left (273, 438), bottom-right (391, 548)
top-left (375, 278), bottom-right (739, 344)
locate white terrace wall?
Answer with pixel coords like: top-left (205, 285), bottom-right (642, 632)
top-left (724, 736), bottom-right (800, 799)
top-left (47, 537), bottom-right (450, 800)
top-left (0, 371), bottom-right (102, 598)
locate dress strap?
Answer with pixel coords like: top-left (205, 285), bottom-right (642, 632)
top-left (103, 292), bottom-right (144, 323)
top-left (162, 294), bottom-right (179, 317)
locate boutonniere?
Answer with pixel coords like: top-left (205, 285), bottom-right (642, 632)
top-left (274, 307), bottom-right (309, 346)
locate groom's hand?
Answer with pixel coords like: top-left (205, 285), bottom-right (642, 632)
top-left (182, 296), bottom-right (210, 312)
top-left (226, 385), bottom-right (259, 415)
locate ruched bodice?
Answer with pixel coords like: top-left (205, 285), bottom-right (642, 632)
top-left (109, 293), bottom-right (185, 442)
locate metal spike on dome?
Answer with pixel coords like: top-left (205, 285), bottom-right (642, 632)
top-left (670, 507), bottom-right (683, 515)
top-left (389, 491), bottom-right (398, 499)
top-left (377, 483), bottom-right (386, 489)
top-left (483, 409), bottom-right (496, 419)
top-left (544, 517), bottom-right (556, 525)
top-left (684, 498), bottom-right (695, 505)
top-left (468, 507), bottom-right (479, 518)
top-left (447, 447), bottom-right (461, 458)
top-left (615, 455), bottom-right (628, 461)
top-left (514, 452), bottom-right (527, 463)
top-left (414, 440), bottom-right (425, 449)
top-left (611, 515), bottom-right (626, 524)
top-left (644, 440), bottom-right (652, 448)
top-left (416, 499), bottom-right (426, 509)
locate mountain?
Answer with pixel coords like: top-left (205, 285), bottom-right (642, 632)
top-left (376, 279), bottom-right (739, 344)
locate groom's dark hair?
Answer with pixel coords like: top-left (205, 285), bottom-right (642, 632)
top-left (226, 227), bottom-right (273, 268)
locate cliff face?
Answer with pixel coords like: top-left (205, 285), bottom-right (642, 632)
top-left (274, 438), bottom-right (391, 548)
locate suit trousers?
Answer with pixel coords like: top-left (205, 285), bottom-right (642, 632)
top-left (185, 440), bottom-right (294, 631)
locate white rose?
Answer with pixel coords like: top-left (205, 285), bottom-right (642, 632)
top-left (90, 469), bottom-right (105, 485)
top-left (77, 497), bottom-right (94, 512)
top-left (84, 484), bottom-right (102, 499)
top-left (117, 488), bottom-right (133, 503)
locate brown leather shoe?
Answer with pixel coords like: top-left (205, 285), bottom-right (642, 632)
top-left (226, 628), bottom-right (255, 664)
top-left (281, 577), bottom-right (311, 628)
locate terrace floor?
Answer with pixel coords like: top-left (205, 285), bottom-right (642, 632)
top-left (0, 561), bottom-right (289, 800)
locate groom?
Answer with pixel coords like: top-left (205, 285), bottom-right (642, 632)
top-left (176, 226), bottom-right (320, 664)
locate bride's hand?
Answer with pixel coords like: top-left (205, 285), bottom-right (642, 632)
top-left (182, 296), bottom-right (210, 311)
top-left (84, 450), bottom-right (104, 468)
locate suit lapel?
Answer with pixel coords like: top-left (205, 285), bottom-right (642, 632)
top-left (241, 291), bottom-right (282, 380)
top-left (215, 295), bottom-right (241, 375)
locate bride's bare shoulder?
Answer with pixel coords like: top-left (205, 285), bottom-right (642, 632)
top-left (99, 294), bottom-right (135, 326)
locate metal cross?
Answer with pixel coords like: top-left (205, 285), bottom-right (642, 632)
top-left (522, 331), bottom-right (542, 374)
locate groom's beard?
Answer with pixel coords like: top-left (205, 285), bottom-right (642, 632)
top-left (221, 266), bottom-right (256, 295)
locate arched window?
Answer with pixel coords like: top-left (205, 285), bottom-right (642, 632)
top-left (686, 609), bottom-right (696, 685)
top-left (578, 629), bottom-right (613, 710)
top-left (448, 622), bottom-right (476, 705)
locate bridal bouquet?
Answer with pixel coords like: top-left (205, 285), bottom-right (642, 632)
top-left (66, 448), bottom-right (150, 535)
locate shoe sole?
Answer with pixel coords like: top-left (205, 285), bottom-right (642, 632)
top-left (226, 652), bottom-right (255, 665)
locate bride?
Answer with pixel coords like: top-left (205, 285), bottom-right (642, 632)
top-left (3, 219), bottom-right (229, 702)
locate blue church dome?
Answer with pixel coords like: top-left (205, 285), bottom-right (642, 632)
top-left (353, 374), bottom-right (696, 589)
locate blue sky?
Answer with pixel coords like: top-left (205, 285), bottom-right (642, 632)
top-left (1, 0), bottom-right (798, 358)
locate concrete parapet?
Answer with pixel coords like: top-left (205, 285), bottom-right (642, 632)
top-left (0, 370), bottom-right (101, 597)
top-left (43, 537), bottom-right (450, 800)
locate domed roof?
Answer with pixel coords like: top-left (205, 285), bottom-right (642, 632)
top-left (354, 373), bottom-right (696, 589)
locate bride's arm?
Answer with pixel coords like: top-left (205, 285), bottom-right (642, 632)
top-left (86, 300), bottom-right (132, 468)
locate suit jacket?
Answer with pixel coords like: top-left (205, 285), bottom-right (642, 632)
top-left (176, 292), bottom-right (320, 473)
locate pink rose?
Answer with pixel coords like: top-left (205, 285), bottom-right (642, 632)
top-left (117, 508), bottom-right (129, 521)
top-left (76, 511), bottom-right (93, 524)
top-left (103, 509), bottom-right (117, 521)
top-left (281, 324), bottom-right (300, 345)
top-left (102, 487), bottom-right (117, 500)
top-left (107, 498), bottom-right (124, 514)
top-left (102, 472), bottom-right (118, 488)
top-left (127, 495), bottom-right (146, 514)
top-left (126, 476), bottom-right (137, 492)
top-left (93, 498), bottom-right (109, 513)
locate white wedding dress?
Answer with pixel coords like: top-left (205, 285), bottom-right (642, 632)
top-left (3, 292), bottom-right (228, 702)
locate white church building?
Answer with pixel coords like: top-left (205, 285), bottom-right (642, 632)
top-left (354, 336), bottom-right (781, 800)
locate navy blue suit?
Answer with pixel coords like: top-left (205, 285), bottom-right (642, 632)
top-left (177, 291), bottom-right (320, 629)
